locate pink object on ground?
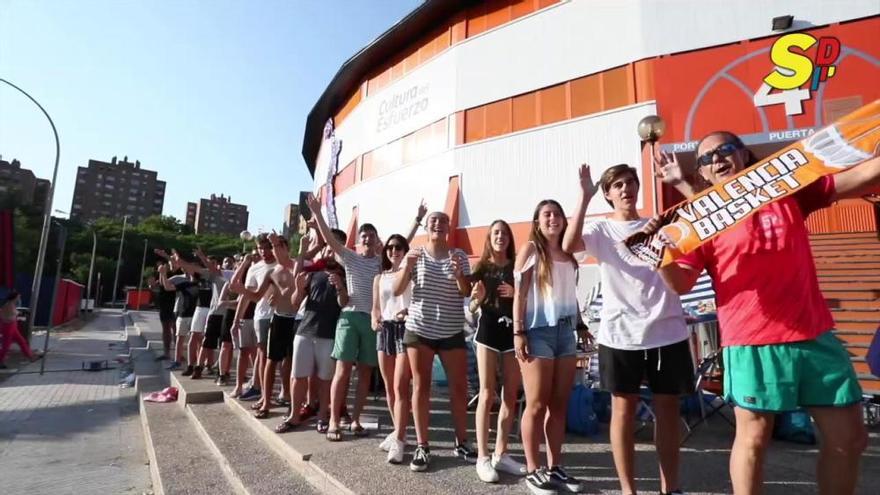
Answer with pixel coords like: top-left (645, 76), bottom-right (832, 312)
top-left (143, 386), bottom-right (179, 403)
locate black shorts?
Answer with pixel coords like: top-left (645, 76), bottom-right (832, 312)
top-left (267, 314), bottom-right (298, 361)
top-left (159, 308), bottom-right (175, 323)
top-left (257, 318), bottom-right (272, 347)
top-left (474, 308), bottom-right (514, 353)
top-left (219, 309), bottom-right (235, 344)
top-left (599, 338), bottom-right (695, 395)
top-left (202, 314), bottom-right (225, 350)
top-left (402, 329), bottom-right (466, 351)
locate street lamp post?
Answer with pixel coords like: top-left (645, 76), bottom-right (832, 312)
top-left (240, 230), bottom-right (252, 254)
top-left (1, 78), bottom-right (61, 339)
top-left (136, 238), bottom-right (148, 310)
top-left (111, 215), bottom-right (130, 308)
top-left (637, 114), bottom-right (667, 214)
top-left (41, 219), bottom-right (66, 375)
top-left (84, 227), bottom-right (97, 312)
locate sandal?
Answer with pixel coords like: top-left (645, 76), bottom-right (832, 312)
top-left (275, 419), bottom-right (300, 434)
top-left (326, 428), bottom-right (342, 442)
top-left (250, 401), bottom-right (265, 411)
top-left (254, 409), bottom-right (270, 419)
top-left (316, 420), bottom-right (329, 434)
top-left (350, 424), bottom-right (368, 437)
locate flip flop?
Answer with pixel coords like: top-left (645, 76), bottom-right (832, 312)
top-left (254, 409), bottom-right (270, 419)
top-left (275, 420), bottom-right (300, 434)
top-left (350, 424), bottom-right (368, 437)
top-left (326, 428), bottom-right (342, 442)
top-left (250, 401), bottom-right (265, 411)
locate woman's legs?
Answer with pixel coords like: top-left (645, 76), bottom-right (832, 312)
top-left (494, 351), bottom-right (522, 457)
top-left (438, 347), bottom-right (470, 444)
top-left (392, 352), bottom-right (412, 442)
top-left (377, 350), bottom-right (397, 428)
top-left (545, 356), bottom-right (577, 468)
top-left (234, 348), bottom-right (254, 393)
top-left (0, 320), bottom-right (34, 362)
top-left (519, 356), bottom-right (554, 472)
top-left (407, 344), bottom-right (435, 445)
top-left (475, 345), bottom-right (499, 458)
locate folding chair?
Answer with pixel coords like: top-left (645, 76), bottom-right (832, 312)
top-left (681, 330), bottom-right (734, 443)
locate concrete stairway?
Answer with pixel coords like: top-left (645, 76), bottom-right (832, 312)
top-left (811, 231), bottom-right (880, 395)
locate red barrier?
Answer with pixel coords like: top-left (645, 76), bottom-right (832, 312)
top-left (126, 289), bottom-right (152, 310)
top-left (52, 279), bottom-right (84, 326)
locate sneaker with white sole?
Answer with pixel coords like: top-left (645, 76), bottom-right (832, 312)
top-left (548, 465), bottom-right (583, 493)
top-left (453, 440), bottom-right (478, 464)
top-left (476, 456), bottom-right (499, 483)
top-left (525, 467), bottom-right (557, 495)
top-left (491, 452), bottom-right (527, 475)
top-left (387, 439), bottom-right (404, 465)
top-left (409, 444), bottom-right (430, 472)
top-left (378, 432), bottom-right (396, 452)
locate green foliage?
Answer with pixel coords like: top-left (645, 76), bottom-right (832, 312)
top-left (13, 212), bottom-right (248, 303)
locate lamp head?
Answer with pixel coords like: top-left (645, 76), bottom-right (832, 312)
top-left (637, 115), bottom-right (666, 142)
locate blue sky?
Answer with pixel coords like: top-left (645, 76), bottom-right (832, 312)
top-left (0, 0), bottom-right (420, 232)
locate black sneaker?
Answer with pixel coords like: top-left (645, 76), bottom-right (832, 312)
top-left (453, 440), bottom-right (478, 464)
top-left (525, 467), bottom-right (557, 495)
top-left (181, 365), bottom-right (194, 376)
top-left (216, 374), bottom-right (230, 386)
top-left (409, 444), bottom-right (430, 472)
top-left (548, 465), bottom-right (582, 493)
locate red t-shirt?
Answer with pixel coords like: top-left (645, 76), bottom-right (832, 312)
top-left (676, 176), bottom-right (836, 347)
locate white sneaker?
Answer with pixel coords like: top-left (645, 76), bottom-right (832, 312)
top-left (491, 452), bottom-right (527, 476)
top-left (387, 439), bottom-right (405, 464)
top-left (476, 456), bottom-right (499, 483)
top-left (378, 432), bottom-right (396, 452)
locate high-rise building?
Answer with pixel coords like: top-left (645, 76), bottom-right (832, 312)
top-left (0, 157), bottom-right (49, 214)
top-left (189, 194), bottom-right (248, 236)
top-left (283, 203), bottom-right (305, 238)
top-left (185, 202), bottom-right (197, 229)
top-left (70, 156), bottom-right (165, 224)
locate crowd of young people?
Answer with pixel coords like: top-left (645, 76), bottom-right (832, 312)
top-left (149, 128), bottom-right (880, 495)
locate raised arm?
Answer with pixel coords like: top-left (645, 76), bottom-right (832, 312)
top-left (830, 155), bottom-right (880, 201)
top-left (171, 251), bottom-right (204, 276)
top-left (305, 193), bottom-right (353, 257)
top-left (405, 200), bottom-right (428, 244)
top-left (654, 150), bottom-right (697, 199)
top-left (639, 215), bottom-right (701, 294)
top-left (268, 231), bottom-right (294, 269)
top-left (194, 247), bottom-right (220, 276)
top-left (158, 263), bottom-right (175, 291)
top-left (330, 272), bottom-right (349, 308)
top-left (394, 248), bottom-right (419, 296)
top-left (228, 255), bottom-right (254, 294)
top-left (562, 164), bottom-right (598, 254)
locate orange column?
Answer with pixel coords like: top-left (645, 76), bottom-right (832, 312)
top-left (345, 206), bottom-right (359, 249)
top-left (444, 176), bottom-right (461, 249)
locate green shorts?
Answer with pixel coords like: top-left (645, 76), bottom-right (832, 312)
top-left (723, 331), bottom-right (862, 413)
top-left (331, 311), bottom-right (378, 367)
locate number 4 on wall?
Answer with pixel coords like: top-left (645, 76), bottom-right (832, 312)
top-left (753, 82), bottom-right (811, 116)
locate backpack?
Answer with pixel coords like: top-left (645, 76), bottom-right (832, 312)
top-left (772, 409), bottom-right (816, 445)
top-left (566, 383), bottom-right (599, 436)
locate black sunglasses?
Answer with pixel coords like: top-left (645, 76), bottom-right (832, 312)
top-left (696, 142), bottom-right (742, 167)
top-left (385, 244), bottom-right (405, 252)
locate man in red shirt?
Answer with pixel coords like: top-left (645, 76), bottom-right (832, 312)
top-left (652, 131), bottom-right (878, 495)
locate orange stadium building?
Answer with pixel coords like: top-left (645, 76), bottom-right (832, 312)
top-left (302, 1), bottom-right (880, 392)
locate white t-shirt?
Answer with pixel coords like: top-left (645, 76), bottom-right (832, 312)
top-left (245, 261), bottom-right (278, 321)
top-left (379, 271), bottom-right (412, 322)
top-left (580, 218), bottom-right (689, 350)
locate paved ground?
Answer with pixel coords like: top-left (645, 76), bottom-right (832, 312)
top-left (138, 304), bottom-right (880, 495)
top-left (0, 310), bottom-right (152, 495)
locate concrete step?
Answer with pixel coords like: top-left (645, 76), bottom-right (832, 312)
top-left (188, 402), bottom-right (320, 495)
top-left (170, 369), bottom-right (226, 406)
top-left (140, 396), bottom-right (237, 495)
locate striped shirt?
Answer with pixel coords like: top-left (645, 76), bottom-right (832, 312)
top-left (337, 249), bottom-right (382, 314)
top-left (406, 248), bottom-right (470, 339)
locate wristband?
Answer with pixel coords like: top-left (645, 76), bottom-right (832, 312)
top-left (513, 331), bottom-right (526, 336)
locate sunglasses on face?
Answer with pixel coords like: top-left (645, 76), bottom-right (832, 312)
top-left (696, 142), bottom-right (742, 167)
top-left (385, 244), bottom-right (405, 252)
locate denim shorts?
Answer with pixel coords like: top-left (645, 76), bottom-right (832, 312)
top-left (526, 317), bottom-right (577, 359)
